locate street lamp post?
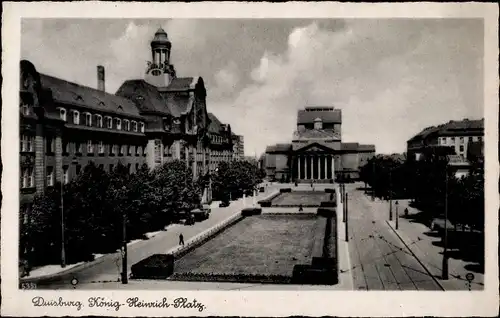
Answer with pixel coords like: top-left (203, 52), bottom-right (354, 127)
top-left (345, 193), bottom-right (349, 242)
top-left (395, 201), bottom-right (399, 230)
top-left (389, 168), bottom-right (393, 221)
top-left (121, 186), bottom-right (128, 284)
top-left (60, 180), bottom-right (66, 268)
top-left (442, 165), bottom-right (449, 280)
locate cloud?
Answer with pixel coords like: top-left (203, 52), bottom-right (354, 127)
top-left (210, 19), bottom-right (483, 157)
top-left (21, 19), bottom-right (483, 157)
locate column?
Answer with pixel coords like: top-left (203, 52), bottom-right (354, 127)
top-left (297, 156), bottom-right (301, 180)
top-left (192, 146), bottom-right (197, 180)
top-left (305, 155), bottom-right (308, 180)
top-left (318, 156), bottom-right (322, 180)
top-left (324, 155), bottom-right (328, 180)
top-left (331, 155), bottom-right (335, 182)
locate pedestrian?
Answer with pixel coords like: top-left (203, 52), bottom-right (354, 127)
top-left (179, 233), bottom-right (185, 246)
top-left (404, 208), bottom-right (409, 217)
top-left (299, 204), bottom-right (303, 212)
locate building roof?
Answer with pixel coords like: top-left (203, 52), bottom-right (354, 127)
top-left (408, 118), bottom-right (484, 142)
top-left (266, 143), bottom-right (292, 153)
top-left (151, 27), bottom-right (170, 45)
top-left (341, 142), bottom-right (359, 151)
top-left (40, 74), bottom-right (142, 118)
top-left (294, 129), bottom-right (340, 140)
top-left (207, 113), bottom-right (223, 133)
top-left (358, 144), bottom-right (376, 152)
top-left (297, 108), bottom-right (341, 124)
top-left (116, 79), bottom-right (195, 117)
top-left (159, 77), bottom-right (197, 92)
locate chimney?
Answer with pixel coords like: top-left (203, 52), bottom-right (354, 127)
top-left (97, 65), bottom-right (105, 92)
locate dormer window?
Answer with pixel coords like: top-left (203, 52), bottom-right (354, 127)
top-left (96, 115), bottom-right (103, 128)
top-left (124, 119), bottom-right (130, 131)
top-left (105, 116), bottom-right (112, 129)
top-left (59, 108), bottom-right (67, 121)
top-left (163, 117), bottom-right (170, 131)
top-left (314, 118), bottom-right (323, 130)
top-left (140, 122), bottom-right (145, 133)
top-left (72, 110), bottom-right (80, 124)
top-left (131, 121), bottom-right (138, 132)
top-left (115, 118), bottom-right (122, 130)
top-left (84, 112), bottom-right (92, 127)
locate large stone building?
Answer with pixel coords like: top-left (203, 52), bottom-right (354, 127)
top-left (407, 118), bottom-right (484, 161)
top-left (264, 106), bottom-right (375, 182)
top-left (19, 27), bottom-right (235, 218)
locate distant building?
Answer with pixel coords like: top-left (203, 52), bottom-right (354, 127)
top-left (263, 106), bottom-right (375, 182)
top-left (207, 113), bottom-right (233, 173)
top-left (407, 118), bottom-right (484, 161)
top-left (231, 134), bottom-right (244, 160)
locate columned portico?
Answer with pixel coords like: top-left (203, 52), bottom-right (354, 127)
top-left (294, 152), bottom-right (336, 181)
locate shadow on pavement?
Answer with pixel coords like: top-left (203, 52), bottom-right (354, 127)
top-left (422, 231), bottom-right (441, 238)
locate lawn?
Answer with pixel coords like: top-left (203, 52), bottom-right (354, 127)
top-left (171, 214), bottom-right (325, 279)
top-left (271, 191), bottom-right (329, 207)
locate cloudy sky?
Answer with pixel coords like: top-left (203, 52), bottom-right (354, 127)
top-left (21, 18), bottom-right (483, 156)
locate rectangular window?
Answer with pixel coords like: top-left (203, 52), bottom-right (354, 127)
top-left (106, 117), bottom-right (112, 129)
top-left (124, 120), bottom-right (130, 131)
top-left (128, 145), bottom-right (133, 155)
top-left (460, 137), bottom-right (464, 144)
top-left (63, 166), bottom-right (69, 184)
top-left (62, 141), bottom-right (69, 154)
top-left (96, 115), bottom-right (103, 128)
top-left (98, 141), bottom-right (104, 154)
top-left (76, 142), bottom-right (83, 154)
top-left (76, 165), bottom-right (82, 176)
top-left (46, 137), bottom-right (55, 154)
top-left (112, 145), bottom-right (118, 155)
top-left (137, 146), bottom-right (142, 156)
top-left (21, 167), bottom-right (34, 188)
top-left (21, 104), bottom-right (30, 116)
top-left (451, 137), bottom-right (455, 143)
top-left (87, 140), bottom-right (94, 154)
top-left (120, 145), bottom-right (125, 155)
top-left (46, 166), bottom-right (54, 186)
top-left (85, 113), bottom-right (92, 127)
top-left (21, 135), bottom-right (34, 152)
top-left (115, 118), bottom-right (122, 130)
top-left (459, 145), bottom-right (465, 152)
top-left (72, 111), bottom-right (80, 124)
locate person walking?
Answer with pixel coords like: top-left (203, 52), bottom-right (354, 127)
top-left (179, 233), bottom-right (185, 246)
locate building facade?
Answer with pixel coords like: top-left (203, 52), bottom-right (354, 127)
top-left (19, 27), bottom-right (237, 216)
top-left (264, 106), bottom-right (375, 182)
top-left (207, 113), bottom-right (233, 173)
top-left (407, 118), bottom-right (484, 161)
top-left (232, 134), bottom-right (244, 160)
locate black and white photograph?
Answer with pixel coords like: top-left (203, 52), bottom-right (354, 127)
top-left (2, 2), bottom-right (498, 317)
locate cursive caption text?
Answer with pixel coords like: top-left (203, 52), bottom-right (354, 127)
top-left (32, 296), bottom-right (206, 312)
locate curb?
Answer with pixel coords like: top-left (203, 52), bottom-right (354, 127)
top-left (385, 220), bottom-right (445, 291)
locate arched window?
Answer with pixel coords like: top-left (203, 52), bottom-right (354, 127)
top-left (140, 122), bottom-right (145, 133)
top-left (96, 115), bottom-right (103, 128)
top-left (72, 110), bottom-right (80, 125)
top-left (115, 118), bottom-right (122, 130)
top-left (105, 116), bottom-right (112, 129)
top-left (131, 121), bottom-right (138, 132)
top-left (124, 119), bottom-right (130, 131)
top-left (58, 108), bottom-right (67, 121)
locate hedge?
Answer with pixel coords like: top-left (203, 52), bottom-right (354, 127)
top-left (291, 264), bottom-right (338, 285)
top-left (317, 207), bottom-right (336, 217)
top-left (279, 188), bottom-right (292, 193)
top-left (325, 188), bottom-right (336, 194)
top-left (241, 207), bottom-right (262, 216)
top-left (258, 200), bottom-right (272, 207)
top-left (130, 254), bottom-right (174, 279)
top-left (320, 200), bottom-right (337, 208)
top-left (169, 272), bottom-right (291, 284)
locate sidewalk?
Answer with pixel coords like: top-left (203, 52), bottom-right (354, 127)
top-left (384, 200), bottom-right (484, 290)
top-left (21, 186), bottom-right (279, 285)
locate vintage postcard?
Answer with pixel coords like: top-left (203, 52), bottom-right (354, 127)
top-left (1, 1), bottom-right (499, 317)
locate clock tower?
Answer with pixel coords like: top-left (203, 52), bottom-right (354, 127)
top-left (145, 27), bottom-right (176, 88)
